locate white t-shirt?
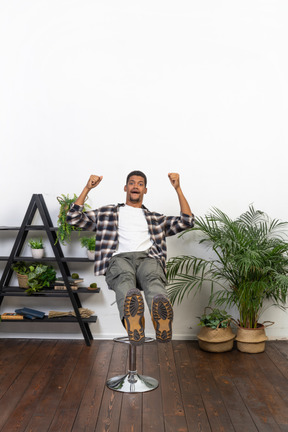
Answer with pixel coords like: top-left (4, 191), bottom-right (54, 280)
top-left (114, 205), bottom-right (152, 255)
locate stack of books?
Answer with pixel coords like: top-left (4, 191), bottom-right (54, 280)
top-left (54, 276), bottom-right (84, 291)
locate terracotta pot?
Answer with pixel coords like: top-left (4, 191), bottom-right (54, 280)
top-left (236, 324), bottom-right (268, 353)
top-left (197, 326), bottom-right (235, 353)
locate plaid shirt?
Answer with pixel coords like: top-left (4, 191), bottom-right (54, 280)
top-left (66, 203), bottom-right (194, 276)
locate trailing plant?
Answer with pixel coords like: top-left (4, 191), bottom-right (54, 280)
top-left (28, 238), bottom-right (44, 249)
top-left (80, 236), bottom-right (96, 251)
top-left (167, 205), bottom-right (288, 329)
top-left (198, 307), bottom-right (232, 329)
top-left (56, 194), bottom-right (90, 245)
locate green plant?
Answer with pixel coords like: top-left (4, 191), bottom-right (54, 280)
top-left (167, 205), bottom-right (288, 329)
top-left (198, 307), bottom-right (232, 329)
top-left (80, 236), bottom-right (96, 251)
top-left (12, 261), bottom-right (56, 295)
top-left (28, 238), bottom-right (44, 249)
top-left (12, 261), bottom-right (30, 275)
top-left (56, 194), bottom-right (91, 245)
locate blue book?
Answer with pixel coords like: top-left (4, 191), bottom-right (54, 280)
top-left (15, 307), bottom-right (45, 319)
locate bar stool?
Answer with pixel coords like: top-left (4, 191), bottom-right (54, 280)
top-left (106, 336), bottom-right (159, 393)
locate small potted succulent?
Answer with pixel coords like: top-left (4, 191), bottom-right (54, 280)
top-left (197, 307), bottom-right (235, 352)
top-left (80, 236), bottom-right (96, 260)
top-left (28, 238), bottom-right (44, 259)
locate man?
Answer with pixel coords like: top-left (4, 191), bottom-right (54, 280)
top-left (66, 171), bottom-right (194, 345)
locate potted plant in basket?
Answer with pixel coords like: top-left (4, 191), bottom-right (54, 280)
top-left (80, 236), bottom-right (96, 260)
top-left (167, 205), bottom-right (288, 353)
top-left (28, 238), bottom-right (44, 259)
top-left (197, 307), bottom-right (235, 352)
top-left (12, 261), bottom-right (56, 295)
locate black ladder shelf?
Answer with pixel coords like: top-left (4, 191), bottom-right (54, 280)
top-left (0, 194), bottom-right (98, 346)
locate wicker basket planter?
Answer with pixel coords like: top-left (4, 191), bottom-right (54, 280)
top-left (197, 326), bottom-right (235, 353)
top-left (16, 273), bottom-right (29, 289)
top-left (236, 324), bottom-right (268, 353)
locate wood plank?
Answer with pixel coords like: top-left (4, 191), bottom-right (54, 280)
top-left (173, 341), bottom-right (211, 432)
top-left (0, 340), bottom-right (58, 431)
top-left (94, 341), bottom-right (127, 432)
top-left (158, 342), bottom-right (188, 432)
top-left (71, 340), bottom-right (114, 432)
top-left (142, 341), bottom-right (165, 432)
top-left (24, 340), bottom-right (89, 432)
top-left (118, 344), bottom-right (143, 432)
top-left (47, 341), bottom-right (100, 432)
top-left (187, 342), bottom-right (235, 432)
top-left (208, 348), bottom-right (258, 432)
top-left (225, 349), bottom-right (282, 432)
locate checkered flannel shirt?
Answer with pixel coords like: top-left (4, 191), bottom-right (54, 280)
top-left (66, 203), bottom-right (194, 276)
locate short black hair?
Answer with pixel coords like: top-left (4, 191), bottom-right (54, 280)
top-left (126, 170), bottom-right (147, 186)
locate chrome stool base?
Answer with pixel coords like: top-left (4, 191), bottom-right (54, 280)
top-left (106, 336), bottom-right (159, 393)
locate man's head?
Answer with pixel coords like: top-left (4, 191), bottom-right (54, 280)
top-left (125, 170), bottom-right (147, 207)
top-left (126, 170), bottom-right (147, 187)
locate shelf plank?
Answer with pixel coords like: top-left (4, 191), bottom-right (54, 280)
top-left (0, 316), bottom-right (98, 323)
top-left (0, 257), bottom-right (93, 262)
top-left (0, 286), bottom-right (100, 296)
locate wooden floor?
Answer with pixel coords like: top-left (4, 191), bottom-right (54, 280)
top-left (0, 339), bottom-right (288, 432)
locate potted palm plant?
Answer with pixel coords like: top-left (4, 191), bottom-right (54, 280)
top-left (167, 206), bottom-right (288, 353)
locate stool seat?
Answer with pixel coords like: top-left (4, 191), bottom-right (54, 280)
top-left (106, 336), bottom-right (159, 393)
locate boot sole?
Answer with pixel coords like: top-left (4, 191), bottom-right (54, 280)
top-left (124, 288), bottom-right (145, 345)
top-left (152, 295), bottom-right (173, 343)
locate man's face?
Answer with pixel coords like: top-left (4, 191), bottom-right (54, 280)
top-left (124, 175), bottom-right (147, 207)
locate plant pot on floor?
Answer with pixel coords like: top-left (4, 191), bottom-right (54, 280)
top-left (236, 324), bottom-right (270, 353)
top-left (197, 326), bottom-right (235, 353)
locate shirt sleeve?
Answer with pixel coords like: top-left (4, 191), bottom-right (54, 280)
top-left (66, 203), bottom-right (98, 231)
top-left (164, 212), bottom-right (195, 237)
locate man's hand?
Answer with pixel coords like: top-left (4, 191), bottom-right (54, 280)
top-left (86, 175), bottom-right (103, 190)
top-left (168, 173), bottom-right (180, 190)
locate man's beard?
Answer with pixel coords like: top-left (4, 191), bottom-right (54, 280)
top-left (129, 193), bottom-right (141, 203)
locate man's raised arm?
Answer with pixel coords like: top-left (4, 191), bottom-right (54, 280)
top-left (75, 175), bottom-right (103, 206)
top-left (168, 173), bottom-right (192, 216)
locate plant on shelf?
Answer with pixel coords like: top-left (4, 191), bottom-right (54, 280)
top-left (196, 307), bottom-right (235, 352)
top-left (167, 205), bottom-right (288, 352)
top-left (80, 236), bottom-right (96, 260)
top-left (28, 238), bottom-right (44, 258)
top-left (56, 194), bottom-right (91, 245)
top-left (12, 261), bottom-right (56, 295)
top-left (28, 238), bottom-right (44, 249)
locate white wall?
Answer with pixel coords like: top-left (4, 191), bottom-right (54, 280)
top-left (0, 0), bottom-right (287, 340)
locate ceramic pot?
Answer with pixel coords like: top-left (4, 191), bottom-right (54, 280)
top-left (87, 250), bottom-right (95, 261)
top-left (31, 249), bottom-right (44, 259)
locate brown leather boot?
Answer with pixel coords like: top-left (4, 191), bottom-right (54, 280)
top-left (123, 288), bottom-right (145, 345)
top-left (151, 294), bottom-right (173, 343)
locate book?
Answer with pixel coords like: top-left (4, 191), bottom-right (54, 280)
top-left (55, 276), bottom-right (84, 284)
top-left (15, 307), bottom-right (45, 319)
top-left (54, 285), bottom-right (78, 291)
top-left (1, 313), bottom-right (24, 320)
